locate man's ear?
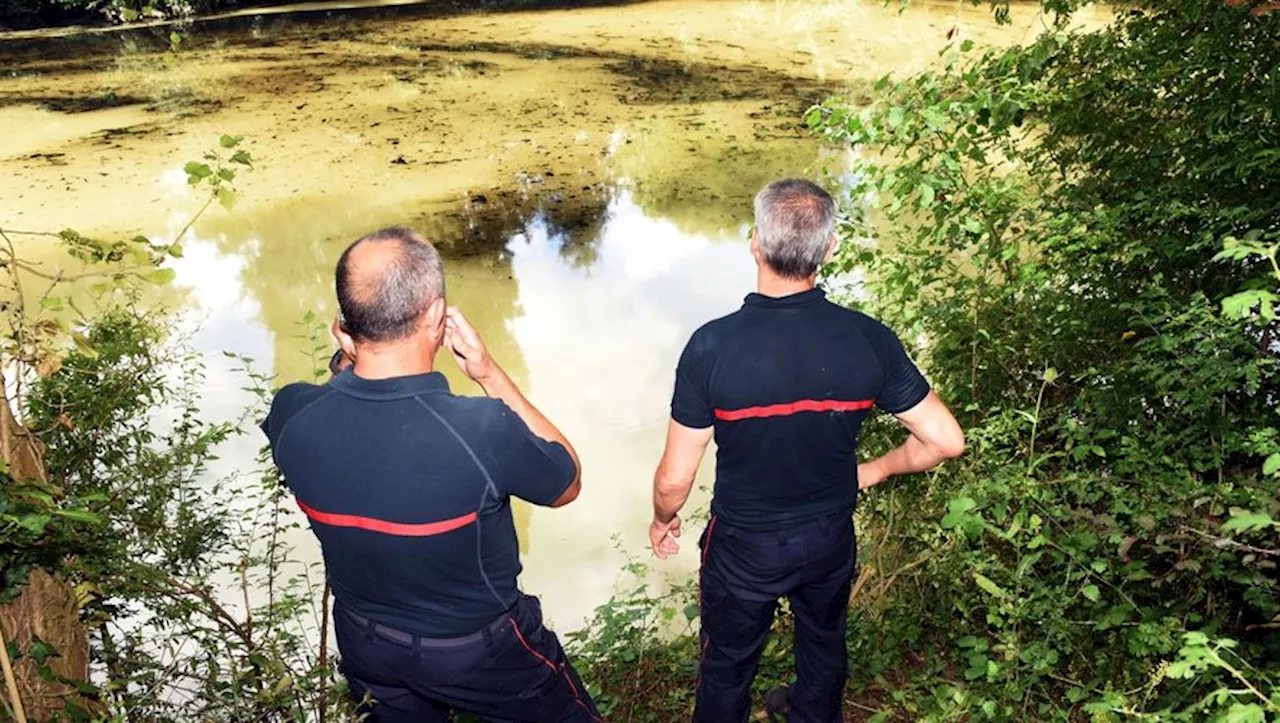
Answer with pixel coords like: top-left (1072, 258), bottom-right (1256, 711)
top-left (749, 230), bottom-right (761, 261)
top-left (424, 297), bottom-right (447, 343)
top-left (824, 234), bottom-right (838, 263)
top-left (332, 314), bottom-right (356, 359)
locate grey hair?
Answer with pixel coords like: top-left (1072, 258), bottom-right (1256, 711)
top-left (335, 226), bottom-right (446, 343)
top-left (752, 178), bottom-right (837, 279)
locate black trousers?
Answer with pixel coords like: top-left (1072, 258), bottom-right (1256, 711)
top-left (334, 594), bottom-right (601, 722)
top-left (694, 512), bottom-right (856, 723)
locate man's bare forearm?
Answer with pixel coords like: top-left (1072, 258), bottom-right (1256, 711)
top-left (479, 366), bottom-right (581, 474)
top-left (653, 470), bottom-right (694, 524)
top-left (866, 434), bottom-right (952, 480)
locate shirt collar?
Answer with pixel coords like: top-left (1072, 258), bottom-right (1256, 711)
top-left (328, 369), bottom-right (451, 400)
top-left (743, 287), bottom-right (827, 309)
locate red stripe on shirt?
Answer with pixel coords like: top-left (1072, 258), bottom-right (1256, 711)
top-left (713, 398), bottom-right (875, 421)
top-left (296, 500), bottom-right (477, 537)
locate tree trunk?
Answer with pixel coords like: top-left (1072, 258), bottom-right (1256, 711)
top-left (0, 570), bottom-right (89, 721)
top-left (0, 374), bottom-right (91, 721)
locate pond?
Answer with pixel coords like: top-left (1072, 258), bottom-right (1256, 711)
top-left (0, 0), bottom-right (1097, 632)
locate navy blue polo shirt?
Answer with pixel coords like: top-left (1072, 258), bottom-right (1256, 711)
top-left (672, 288), bottom-right (930, 530)
top-left (261, 370), bottom-right (576, 638)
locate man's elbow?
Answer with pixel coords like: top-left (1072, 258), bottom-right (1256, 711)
top-left (549, 478), bottom-right (581, 508)
top-left (654, 469), bottom-right (691, 499)
top-left (938, 429), bottom-right (966, 460)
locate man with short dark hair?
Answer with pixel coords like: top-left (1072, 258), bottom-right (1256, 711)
top-left (650, 180), bottom-right (965, 722)
top-left (263, 227), bottom-right (601, 722)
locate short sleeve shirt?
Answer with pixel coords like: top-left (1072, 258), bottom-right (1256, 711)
top-left (261, 370), bottom-right (576, 637)
top-left (671, 288), bottom-right (930, 530)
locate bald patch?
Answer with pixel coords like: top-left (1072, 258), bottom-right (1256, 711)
top-left (343, 239), bottom-right (406, 307)
top-left (335, 227), bottom-right (446, 343)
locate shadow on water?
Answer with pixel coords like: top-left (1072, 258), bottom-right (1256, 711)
top-left (1, 34), bottom-right (846, 109)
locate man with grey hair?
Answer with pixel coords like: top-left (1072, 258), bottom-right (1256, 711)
top-left (649, 180), bottom-right (964, 722)
top-left (263, 227), bottom-right (601, 722)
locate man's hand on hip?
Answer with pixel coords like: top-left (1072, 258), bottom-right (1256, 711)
top-left (857, 459), bottom-right (888, 490)
top-left (650, 515), bottom-right (682, 559)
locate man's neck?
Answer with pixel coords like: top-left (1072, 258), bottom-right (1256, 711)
top-left (351, 340), bottom-right (437, 380)
top-left (757, 270), bottom-right (818, 298)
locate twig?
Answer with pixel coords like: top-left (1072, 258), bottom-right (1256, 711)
top-left (846, 698), bottom-right (888, 715)
top-left (9, 258), bottom-right (151, 284)
top-left (168, 195), bottom-right (215, 250)
top-left (240, 560), bottom-right (254, 645)
top-left (848, 564), bottom-right (877, 604)
top-left (0, 229), bottom-right (61, 238)
top-left (141, 580), bottom-right (254, 647)
top-left (318, 582), bottom-right (330, 723)
top-left (1180, 525), bottom-right (1278, 557)
top-left (875, 550), bottom-right (937, 598)
top-left (0, 622), bottom-right (29, 723)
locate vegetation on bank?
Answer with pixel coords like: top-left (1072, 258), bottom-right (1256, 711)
top-left (0, 138), bottom-right (357, 720)
top-left (0, 0), bottom-right (628, 30)
top-left (2, 0), bottom-right (237, 28)
top-left (1, 0), bottom-right (1276, 721)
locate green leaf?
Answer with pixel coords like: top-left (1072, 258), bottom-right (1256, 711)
top-left (67, 679), bottom-right (100, 696)
top-left (17, 514), bottom-right (52, 536)
top-left (229, 150), bottom-right (253, 167)
top-left (71, 333), bottom-right (99, 359)
top-left (683, 604), bottom-right (699, 621)
top-left (1081, 584), bottom-right (1100, 602)
top-left (39, 297), bottom-right (64, 312)
top-left (960, 39), bottom-right (975, 52)
top-left (1222, 290), bottom-right (1275, 319)
top-left (1221, 511), bottom-right (1276, 533)
top-left (145, 268), bottom-right (177, 286)
top-left (219, 134), bottom-right (242, 148)
top-left (183, 162), bottom-right (213, 183)
top-left (217, 187), bottom-right (237, 211)
top-left (1217, 703), bottom-right (1266, 723)
top-left (973, 572), bottom-right (1009, 599)
top-left (52, 509), bottom-right (102, 525)
top-left (1262, 453), bottom-right (1280, 477)
top-left (920, 182), bottom-right (936, 208)
top-left (168, 243), bottom-right (184, 258)
top-left (941, 496), bottom-right (979, 530)
top-left (887, 107), bottom-right (904, 130)
top-left (27, 638), bottom-right (57, 665)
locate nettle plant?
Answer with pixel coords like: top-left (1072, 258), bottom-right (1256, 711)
top-left (809, 0), bottom-right (1278, 719)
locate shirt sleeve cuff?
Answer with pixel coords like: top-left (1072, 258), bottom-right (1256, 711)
top-left (671, 408), bottom-right (714, 430)
top-left (878, 381), bottom-right (931, 414)
top-left (540, 441), bottom-right (578, 504)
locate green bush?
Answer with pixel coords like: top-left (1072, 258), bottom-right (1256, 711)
top-left (808, 0), bottom-right (1279, 718)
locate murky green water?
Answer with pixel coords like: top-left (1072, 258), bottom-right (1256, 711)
top-left (0, 0), bottom-right (1099, 630)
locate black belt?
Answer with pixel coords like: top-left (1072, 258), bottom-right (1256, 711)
top-left (339, 604), bottom-right (514, 650)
